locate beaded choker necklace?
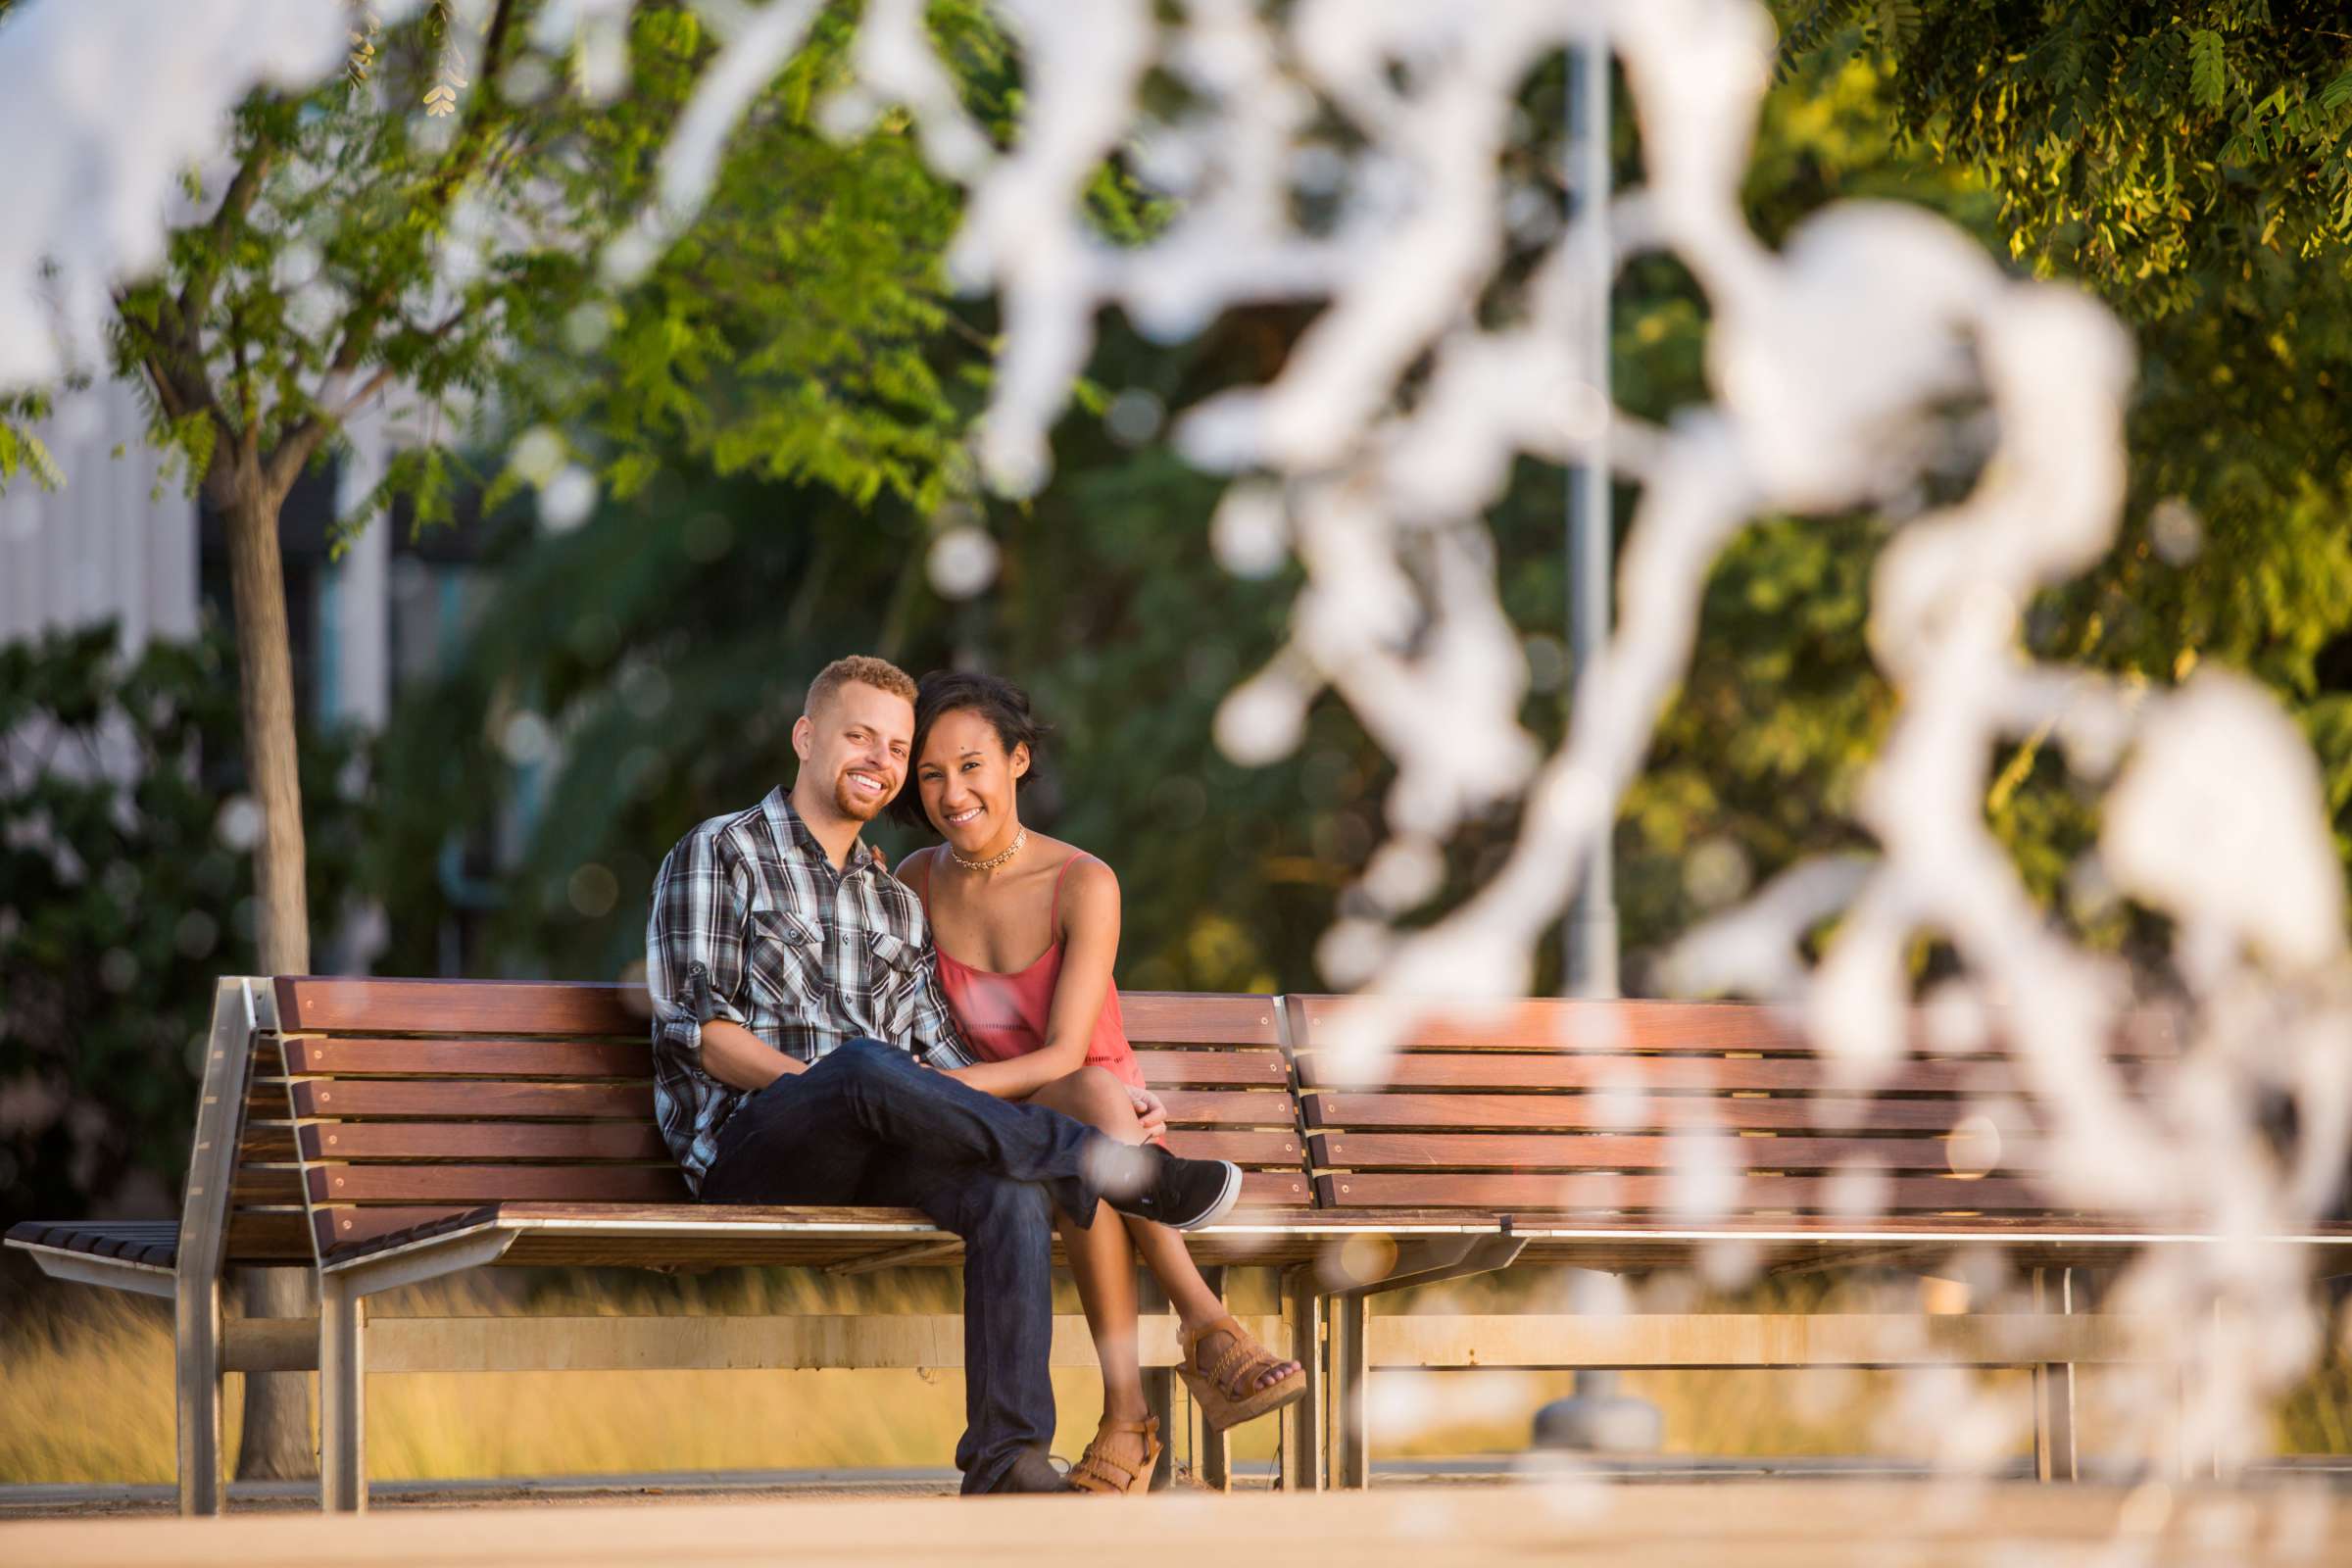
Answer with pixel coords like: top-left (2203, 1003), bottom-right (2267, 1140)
top-left (950, 827), bottom-right (1027, 873)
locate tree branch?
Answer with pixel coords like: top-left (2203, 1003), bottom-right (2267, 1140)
top-left (325, 305), bottom-right (470, 425)
top-left (115, 286), bottom-right (240, 479)
top-left (176, 144), bottom-right (276, 336)
top-left (270, 305), bottom-right (465, 496)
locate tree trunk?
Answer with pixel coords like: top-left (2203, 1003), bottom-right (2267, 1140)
top-left (221, 468), bottom-right (318, 1482)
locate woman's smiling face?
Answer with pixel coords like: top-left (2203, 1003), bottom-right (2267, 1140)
top-left (915, 707), bottom-right (1030, 854)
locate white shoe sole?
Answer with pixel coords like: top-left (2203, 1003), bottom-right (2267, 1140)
top-left (1171, 1159), bottom-right (1244, 1232)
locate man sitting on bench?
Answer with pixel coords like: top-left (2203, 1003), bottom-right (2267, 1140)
top-left (646, 654), bottom-right (1243, 1494)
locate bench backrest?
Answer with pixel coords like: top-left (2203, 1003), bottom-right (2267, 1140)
top-left (277, 979), bottom-right (1305, 1256)
top-left (1286, 995), bottom-right (2171, 1226)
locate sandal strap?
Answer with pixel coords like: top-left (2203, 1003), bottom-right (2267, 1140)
top-left (1204, 1339), bottom-right (1262, 1389)
top-left (1186, 1316), bottom-right (1288, 1393)
top-left (1073, 1450), bottom-right (1143, 1486)
top-left (1070, 1417), bottom-right (1158, 1489)
top-left (1181, 1314), bottom-right (1245, 1356)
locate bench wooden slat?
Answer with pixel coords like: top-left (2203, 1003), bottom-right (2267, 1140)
top-left (226, 1165), bottom-right (305, 1203)
top-left (1156, 1089), bottom-right (1297, 1126)
top-left (292, 1121), bottom-right (1298, 1169)
top-left (290, 1080), bottom-right (657, 1119)
top-left (1309, 1131), bottom-right (2037, 1173)
top-left (1290, 998), bottom-right (1809, 1053)
top-left (222, 1207), bottom-right (317, 1261)
top-left (283, 1038), bottom-right (648, 1078)
top-left (1302, 1092), bottom-right (2000, 1134)
top-left (1121, 993), bottom-right (1282, 1045)
top-left (308, 1164), bottom-right (692, 1203)
top-left (292, 1080), bottom-right (1283, 1125)
top-left (299, 1122), bottom-right (672, 1161)
top-left (306, 1163), bottom-right (1310, 1208)
top-left (1287, 996), bottom-right (2182, 1057)
top-left (1241, 1172), bottom-right (1309, 1204)
top-left (1314, 1171), bottom-right (2056, 1213)
top-left (279, 978), bottom-right (1279, 1045)
top-left (1297, 1052), bottom-right (2032, 1096)
top-left (1133, 1049), bottom-right (1290, 1087)
top-left (283, 1040), bottom-right (1290, 1087)
top-left (1152, 1129), bottom-right (1303, 1166)
top-left (278, 976), bottom-right (648, 1036)
top-left (240, 1126), bottom-right (298, 1160)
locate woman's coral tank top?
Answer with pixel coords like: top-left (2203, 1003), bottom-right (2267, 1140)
top-left (920, 853), bottom-right (1146, 1091)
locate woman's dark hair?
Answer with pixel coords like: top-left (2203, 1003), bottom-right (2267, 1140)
top-left (891, 670), bottom-right (1051, 829)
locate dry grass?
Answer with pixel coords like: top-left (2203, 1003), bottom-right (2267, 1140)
top-left (4, 1266), bottom-right (2345, 1485)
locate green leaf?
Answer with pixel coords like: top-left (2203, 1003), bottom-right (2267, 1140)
top-left (1875, 0), bottom-right (1920, 54)
top-left (0, 419), bottom-right (62, 492)
top-left (2189, 29), bottom-right (2226, 108)
top-left (2321, 65), bottom-right (2352, 116)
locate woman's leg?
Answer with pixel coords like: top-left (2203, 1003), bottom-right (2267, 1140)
top-left (1029, 1070), bottom-right (1152, 1482)
top-left (1034, 1067), bottom-right (1299, 1397)
top-left (1053, 1201), bottom-right (1151, 1418)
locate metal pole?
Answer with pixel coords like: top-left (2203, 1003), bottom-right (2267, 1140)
top-left (1564, 24), bottom-right (1618, 1002)
top-left (1542, 24), bottom-right (1652, 1450)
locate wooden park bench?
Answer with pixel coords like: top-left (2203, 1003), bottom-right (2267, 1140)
top-left (10, 977), bottom-right (1352, 1513)
top-left (15, 977), bottom-right (2346, 1511)
top-left (1286, 993), bottom-right (2352, 1486)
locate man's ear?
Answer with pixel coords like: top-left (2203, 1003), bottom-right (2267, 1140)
top-left (791, 713), bottom-right (814, 763)
top-left (1010, 742), bottom-right (1031, 781)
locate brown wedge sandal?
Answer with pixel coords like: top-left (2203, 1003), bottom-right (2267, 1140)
top-left (1067, 1414), bottom-right (1160, 1494)
top-left (1177, 1314), bottom-right (1308, 1432)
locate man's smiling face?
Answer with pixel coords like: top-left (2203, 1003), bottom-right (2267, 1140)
top-left (794, 679), bottom-right (913, 826)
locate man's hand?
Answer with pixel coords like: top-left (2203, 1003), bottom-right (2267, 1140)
top-left (1127, 1084), bottom-right (1168, 1141)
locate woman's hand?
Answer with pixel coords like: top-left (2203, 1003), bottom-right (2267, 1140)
top-left (1127, 1084), bottom-right (1168, 1141)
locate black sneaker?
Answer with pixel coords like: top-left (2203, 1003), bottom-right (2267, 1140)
top-left (1102, 1144), bottom-right (1243, 1232)
top-left (985, 1448), bottom-right (1078, 1494)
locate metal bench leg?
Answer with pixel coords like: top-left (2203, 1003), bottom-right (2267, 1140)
top-left (175, 1270), bottom-right (225, 1515)
top-left (318, 1273), bottom-right (368, 1512)
top-left (174, 977), bottom-right (265, 1517)
top-left (1279, 1265), bottom-right (1324, 1492)
top-left (1330, 1292), bottom-right (1370, 1489)
top-left (2031, 1267), bottom-right (2079, 1483)
top-left (1198, 1267), bottom-right (1231, 1493)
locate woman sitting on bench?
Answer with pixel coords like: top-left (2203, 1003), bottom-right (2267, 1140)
top-left (893, 670), bottom-right (1307, 1494)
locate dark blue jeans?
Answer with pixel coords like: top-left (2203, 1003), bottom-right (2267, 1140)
top-left (698, 1038), bottom-right (1104, 1493)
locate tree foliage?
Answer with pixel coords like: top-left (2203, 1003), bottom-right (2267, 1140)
top-left (368, 13), bottom-right (2352, 1004)
top-left (0, 623), bottom-right (362, 1234)
top-left (1777, 4), bottom-right (2352, 893)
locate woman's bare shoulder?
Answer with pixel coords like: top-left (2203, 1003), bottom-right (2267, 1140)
top-left (1052, 844), bottom-right (1120, 903)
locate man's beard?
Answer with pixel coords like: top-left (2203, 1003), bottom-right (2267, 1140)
top-left (832, 771), bottom-right (892, 822)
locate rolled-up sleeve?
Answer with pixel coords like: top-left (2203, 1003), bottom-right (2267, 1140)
top-left (647, 829), bottom-right (753, 1070)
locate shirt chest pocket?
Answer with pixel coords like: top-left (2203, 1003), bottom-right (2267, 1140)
top-left (863, 928), bottom-right (925, 1025)
top-left (745, 909), bottom-right (826, 1011)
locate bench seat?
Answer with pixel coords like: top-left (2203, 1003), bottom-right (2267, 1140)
top-left (311, 1200), bottom-right (1544, 1273)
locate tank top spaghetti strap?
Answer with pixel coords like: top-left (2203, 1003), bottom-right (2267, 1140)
top-left (915, 847), bottom-right (1144, 1089)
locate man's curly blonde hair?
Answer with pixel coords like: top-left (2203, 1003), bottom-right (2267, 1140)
top-left (806, 655), bottom-right (917, 717)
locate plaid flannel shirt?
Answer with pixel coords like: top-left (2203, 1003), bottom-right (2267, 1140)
top-left (646, 787), bottom-right (975, 1193)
